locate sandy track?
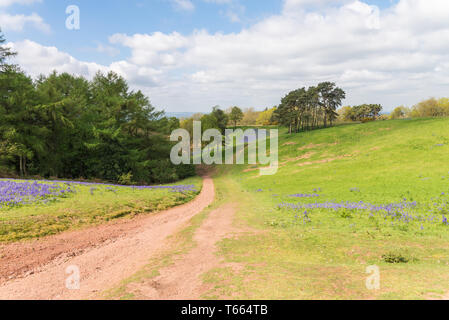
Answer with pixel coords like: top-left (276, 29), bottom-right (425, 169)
top-left (0, 177), bottom-right (215, 300)
top-left (125, 202), bottom-right (238, 300)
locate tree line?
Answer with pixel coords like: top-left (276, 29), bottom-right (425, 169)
top-left (179, 106), bottom-right (278, 133)
top-left (389, 98), bottom-right (449, 119)
top-left (0, 32), bottom-right (194, 184)
top-left (271, 82), bottom-right (346, 134)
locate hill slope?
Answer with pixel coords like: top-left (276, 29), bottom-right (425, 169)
top-left (205, 118), bottom-right (449, 299)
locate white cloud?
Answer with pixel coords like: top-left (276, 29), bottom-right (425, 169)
top-left (109, 32), bottom-right (188, 66)
top-left (0, 0), bottom-right (49, 33)
top-left (0, 12), bottom-right (50, 32)
top-left (283, 0), bottom-right (351, 12)
top-left (7, 40), bottom-right (107, 78)
top-left (9, 0), bottom-right (449, 112)
top-left (0, 0), bottom-right (41, 7)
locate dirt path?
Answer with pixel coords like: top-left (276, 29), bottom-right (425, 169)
top-left (124, 202), bottom-right (239, 299)
top-left (0, 177), bottom-right (215, 300)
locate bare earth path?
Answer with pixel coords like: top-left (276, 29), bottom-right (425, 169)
top-left (0, 177), bottom-right (215, 300)
top-left (124, 202), bottom-right (238, 299)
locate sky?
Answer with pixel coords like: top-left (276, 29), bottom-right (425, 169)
top-left (1, 0), bottom-right (448, 113)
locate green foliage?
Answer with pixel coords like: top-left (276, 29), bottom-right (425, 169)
top-left (211, 106), bottom-right (228, 135)
top-left (337, 106), bottom-right (353, 122)
top-left (390, 98), bottom-right (449, 120)
top-left (0, 34), bottom-right (195, 184)
top-left (390, 106), bottom-right (411, 119)
top-left (229, 106), bottom-right (244, 128)
top-left (182, 106), bottom-right (229, 136)
top-left (0, 30), bottom-right (16, 71)
top-left (272, 82), bottom-right (346, 133)
top-left (118, 172), bottom-right (134, 185)
top-left (346, 104), bottom-right (383, 122)
top-left (410, 97), bottom-right (449, 118)
top-left (200, 113), bottom-right (219, 131)
top-left (382, 251), bottom-right (411, 264)
top-left (257, 107), bottom-right (277, 126)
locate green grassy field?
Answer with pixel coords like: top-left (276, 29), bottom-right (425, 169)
top-left (0, 176), bottom-right (202, 243)
top-left (4, 117), bottom-right (449, 300)
top-left (203, 118), bottom-right (449, 299)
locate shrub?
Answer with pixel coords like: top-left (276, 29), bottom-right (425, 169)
top-left (118, 172), bottom-right (134, 185)
top-left (361, 117), bottom-right (375, 123)
top-left (382, 250), bottom-right (411, 264)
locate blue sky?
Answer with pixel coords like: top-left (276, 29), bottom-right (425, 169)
top-left (2, 0), bottom-right (448, 113)
top-left (5, 0), bottom-right (287, 64)
top-left (5, 0), bottom-right (395, 63)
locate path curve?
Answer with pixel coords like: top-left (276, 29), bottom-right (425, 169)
top-left (0, 177), bottom-right (215, 300)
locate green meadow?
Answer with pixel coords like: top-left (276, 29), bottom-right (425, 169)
top-left (202, 118), bottom-right (449, 299)
top-left (3, 117), bottom-right (449, 300)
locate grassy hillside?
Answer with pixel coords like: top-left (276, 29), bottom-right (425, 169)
top-left (206, 118), bottom-right (449, 299)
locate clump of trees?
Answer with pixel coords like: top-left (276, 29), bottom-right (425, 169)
top-left (272, 82), bottom-right (346, 134)
top-left (0, 32), bottom-right (194, 184)
top-left (390, 98), bottom-right (449, 119)
top-left (339, 104), bottom-right (383, 122)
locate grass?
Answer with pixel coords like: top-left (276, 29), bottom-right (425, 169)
top-left (201, 118), bottom-right (449, 299)
top-left (0, 176), bottom-right (202, 243)
top-left (4, 118), bottom-right (449, 299)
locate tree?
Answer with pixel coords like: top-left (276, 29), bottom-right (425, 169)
top-left (347, 104), bottom-right (383, 122)
top-left (211, 106), bottom-right (228, 135)
top-left (317, 82), bottom-right (346, 127)
top-left (0, 66), bottom-right (42, 176)
top-left (273, 82), bottom-right (346, 134)
top-left (338, 106), bottom-right (353, 122)
top-left (200, 114), bottom-right (219, 132)
top-left (0, 30), bottom-right (16, 71)
top-left (0, 33), bottom-right (194, 183)
top-left (411, 98), bottom-right (445, 118)
top-left (257, 107), bottom-right (276, 126)
top-left (239, 108), bottom-right (260, 126)
top-left (390, 106), bottom-right (410, 120)
top-left (229, 106), bottom-right (243, 128)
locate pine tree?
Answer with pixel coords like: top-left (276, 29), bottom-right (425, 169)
top-left (0, 30), bottom-right (16, 71)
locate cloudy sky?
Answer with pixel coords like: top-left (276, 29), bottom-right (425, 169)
top-left (1, 0), bottom-right (448, 112)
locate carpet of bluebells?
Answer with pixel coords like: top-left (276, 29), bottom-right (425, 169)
top-left (261, 186), bottom-right (449, 229)
top-left (0, 179), bottom-right (197, 209)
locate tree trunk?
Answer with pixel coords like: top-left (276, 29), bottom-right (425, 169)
top-left (19, 155), bottom-right (23, 176)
